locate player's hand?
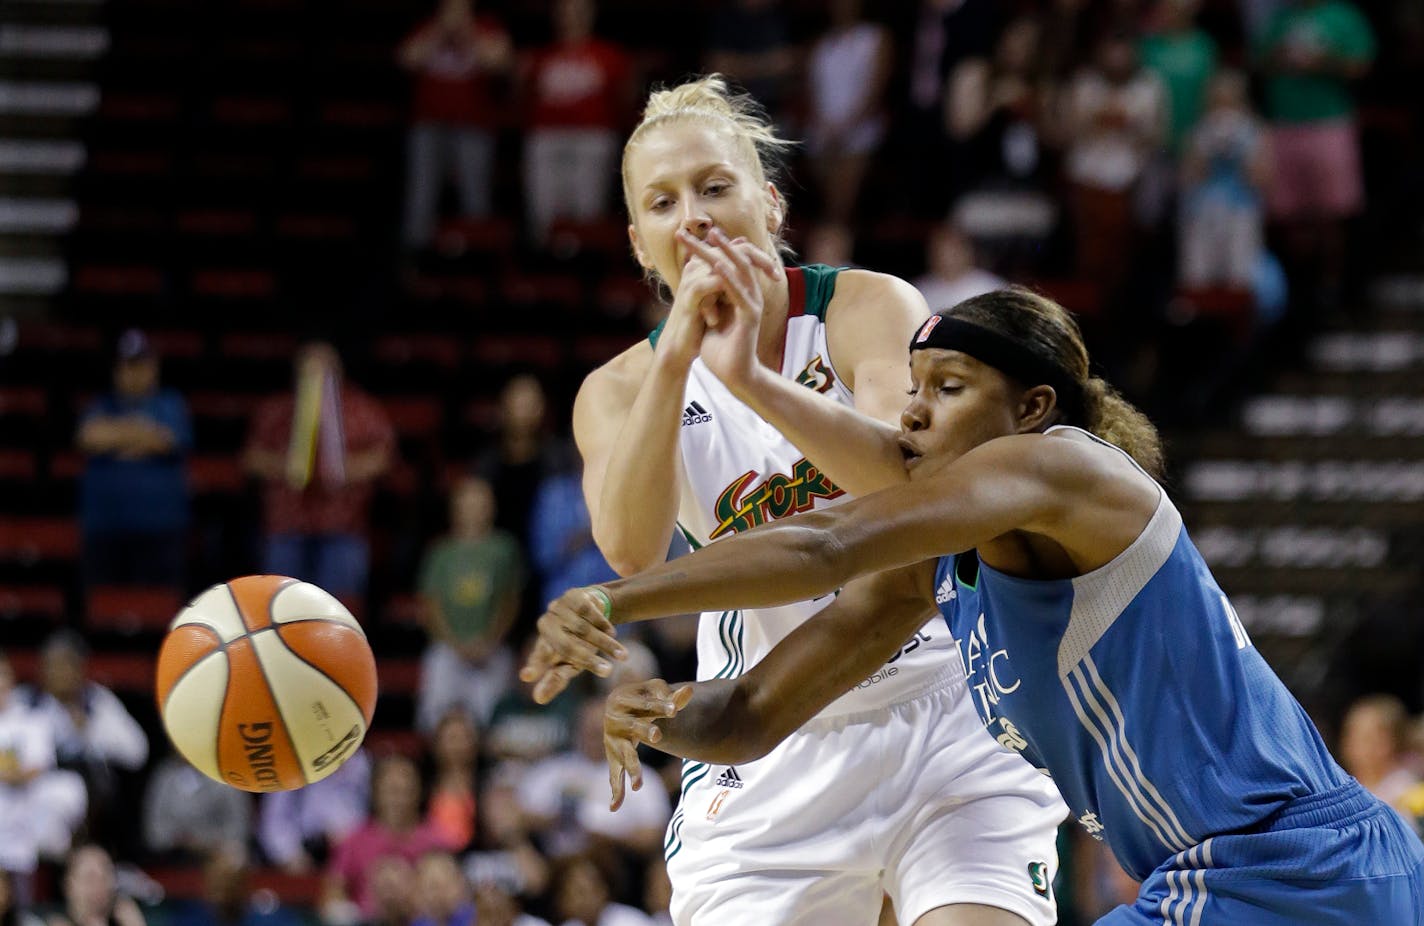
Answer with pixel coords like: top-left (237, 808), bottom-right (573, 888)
top-left (518, 586), bottom-right (627, 703)
top-left (605, 680), bottom-right (694, 811)
top-left (679, 228), bottom-right (782, 393)
top-left (658, 245), bottom-right (727, 370)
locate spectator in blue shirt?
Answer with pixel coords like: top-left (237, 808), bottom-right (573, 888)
top-left (528, 468), bottom-right (616, 610)
top-left (75, 330), bottom-right (192, 591)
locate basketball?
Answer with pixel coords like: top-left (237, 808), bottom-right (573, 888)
top-left (155, 575), bottom-right (378, 793)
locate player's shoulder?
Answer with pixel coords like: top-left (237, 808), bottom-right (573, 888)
top-left (827, 268), bottom-right (928, 329)
top-left (575, 338), bottom-right (654, 416)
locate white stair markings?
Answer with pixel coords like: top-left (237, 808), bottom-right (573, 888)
top-left (0, 257), bottom-right (66, 294)
top-left (0, 197), bottom-right (79, 233)
top-left (0, 139), bottom-right (86, 174)
top-left (0, 26), bottom-right (110, 58)
top-left (0, 81), bottom-right (100, 116)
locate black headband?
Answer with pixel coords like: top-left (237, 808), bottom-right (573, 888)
top-left (909, 314), bottom-right (1083, 423)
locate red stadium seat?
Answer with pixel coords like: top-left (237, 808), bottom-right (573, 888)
top-left (218, 332), bottom-right (297, 360)
top-left (48, 452), bottom-right (83, 482)
top-left (73, 264), bottom-right (164, 296)
top-left (98, 92), bottom-right (180, 123)
top-left (500, 271), bottom-right (583, 312)
top-left (191, 269), bottom-right (277, 299)
top-left (88, 652), bottom-right (158, 694)
top-left (434, 217), bottom-right (514, 258)
top-left (380, 397), bottom-right (443, 440)
top-left (0, 585), bottom-right (66, 623)
top-left (597, 275), bottom-right (653, 317)
top-left (274, 213), bottom-right (358, 240)
top-left (188, 455), bottom-right (245, 494)
top-left (373, 334), bottom-right (462, 371)
top-left (469, 335), bottom-right (563, 371)
top-left (189, 391), bottom-right (263, 420)
top-left (146, 330), bottom-right (206, 359)
top-left (147, 867), bottom-right (323, 906)
top-left (211, 96), bottom-right (292, 126)
top-left (547, 217), bottom-right (631, 262)
top-left (176, 209), bottom-right (259, 237)
top-left (376, 657), bottom-right (421, 695)
top-left (382, 592), bottom-right (425, 628)
top-left (86, 585), bottom-right (184, 634)
top-left (0, 449), bottom-right (38, 481)
top-left (0, 518), bottom-right (79, 563)
top-left (364, 729), bottom-right (425, 759)
top-left (573, 335), bottom-right (639, 368)
top-left (0, 387), bottom-right (45, 417)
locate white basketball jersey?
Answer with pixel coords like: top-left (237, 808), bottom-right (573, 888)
top-left (659, 265), bottom-right (959, 718)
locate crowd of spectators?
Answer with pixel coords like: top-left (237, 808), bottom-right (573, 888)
top-left (3, 0), bottom-right (1420, 925)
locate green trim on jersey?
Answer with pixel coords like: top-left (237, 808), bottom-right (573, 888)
top-left (799, 263), bottom-right (841, 319)
top-left (677, 523), bottom-right (702, 551)
top-left (646, 263), bottom-right (843, 347)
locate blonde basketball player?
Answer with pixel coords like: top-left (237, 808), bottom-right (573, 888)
top-left (563, 76), bottom-right (1066, 926)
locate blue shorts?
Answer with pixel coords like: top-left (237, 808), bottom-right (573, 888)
top-left (1101, 781), bottom-right (1424, 925)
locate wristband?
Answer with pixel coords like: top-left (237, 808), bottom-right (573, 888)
top-left (590, 586), bottom-right (613, 621)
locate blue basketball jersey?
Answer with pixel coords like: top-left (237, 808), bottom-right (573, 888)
top-left (931, 427), bottom-right (1352, 882)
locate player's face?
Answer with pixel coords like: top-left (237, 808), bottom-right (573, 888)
top-left (626, 121), bottom-right (781, 292)
top-left (898, 349), bottom-right (1023, 480)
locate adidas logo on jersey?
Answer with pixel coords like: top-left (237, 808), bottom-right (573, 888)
top-left (935, 576), bottom-right (957, 604)
top-left (714, 766), bottom-right (743, 789)
top-left (682, 401), bottom-right (712, 426)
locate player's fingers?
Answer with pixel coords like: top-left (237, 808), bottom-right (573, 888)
top-left (537, 609), bottom-right (621, 669)
top-left (532, 663), bottom-right (580, 704)
top-left (670, 683), bottom-right (695, 712)
top-left (517, 639), bottom-right (555, 682)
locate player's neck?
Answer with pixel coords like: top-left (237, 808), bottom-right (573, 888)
top-left (755, 278), bottom-right (791, 371)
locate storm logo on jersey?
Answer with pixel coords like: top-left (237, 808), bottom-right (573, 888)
top-left (709, 458), bottom-right (844, 539)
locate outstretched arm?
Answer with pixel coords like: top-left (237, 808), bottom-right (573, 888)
top-left (603, 563), bottom-right (937, 808)
top-left (522, 432), bottom-right (1111, 700)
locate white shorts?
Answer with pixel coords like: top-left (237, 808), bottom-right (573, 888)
top-left (664, 667), bottom-right (1068, 925)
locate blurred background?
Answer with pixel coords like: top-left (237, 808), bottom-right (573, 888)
top-left (0, 0), bottom-right (1422, 924)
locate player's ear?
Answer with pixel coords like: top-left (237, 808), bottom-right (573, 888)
top-left (1016, 385), bottom-right (1058, 433)
top-left (764, 183), bottom-right (785, 238)
top-left (628, 224), bottom-right (653, 271)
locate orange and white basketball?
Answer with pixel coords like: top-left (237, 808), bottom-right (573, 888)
top-left (155, 575), bottom-right (378, 792)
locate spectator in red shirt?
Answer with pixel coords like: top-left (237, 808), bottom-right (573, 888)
top-left (242, 342), bottom-right (396, 606)
top-left (398, 0), bottom-right (513, 251)
top-left (520, 0), bottom-right (634, 243)
top-left (321, 755), bottom-right (446, 925)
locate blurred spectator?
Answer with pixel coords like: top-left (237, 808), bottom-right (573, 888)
top-left (1139, 0), bottom-right (1219, 155)
top-left (243, 342), bottom-right (396, 605)
top-left (416, 475), bottom-right (522, 732)
top-left (411, 853), bottom-right (473, 926)
top-left (166, 849), bottom-right (303, 926)
top-left (641, 858), bottom-right (671, 926)
top-left (0, 868), bottom-right (44, 926)
top-left (258, 749), bottom-right (372, 875)
top-left (703, 0), bottom-right (798, 127)
top-left (520, 0), bottom-right (633, 243)
top-left (477, 375), bottom-right (566, 552)
top-left (462, 780), bottom-right (549, 904)
top-left (804, 0), bottom-right (893, 224)
top-left (398, 0), bottom-right (513, 250)
top-left (1063, 29), bottom-right (1167, 290)
top-left (485, 639), bottom-right (578, 766)
top-left (45, 845), bottom-right (146, 926)
top-left (0, 651), bottom-right (86, 903)
top-left (75, 329), bottom-right (192, 592)
top-left (801, 223), bottom-right (857, 269)
top-left (1254, 0), bottom-right (1375, 307)
top-left (425, 711), bottom-right (479, 852)
top-left (1178, 70), bottom-right (1273, 291)
top-left (893, 0), bottom-right (998, 215)
top-left (517, 701), bottom-right (669, 860)
top-left (945, 15), bottom-right (1058, 272)
top-left (19, 632), bottom-right (147, 848)
top-left (472, 884), bottom-right (549, 926)
top-left (548, 855), bottom-right (652, 926)
top-left (1340, 694), bottom-right (1421, 809)
top-left (323, 756), bottom-right (445, 924)
top-left (529, 466), bottom-right (615, 612)
top-left (353, 856), bottom-right (414, 926)
top-left (140, 751), bottom-right (252, 863)
top-left (912, 221), bottom-right (1005, 312)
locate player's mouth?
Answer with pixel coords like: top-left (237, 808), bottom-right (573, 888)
top-left (898, 437), bottom-right (923, 469)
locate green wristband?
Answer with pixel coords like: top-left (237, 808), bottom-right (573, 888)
top-left (590, 586), bottom-right (613, 621)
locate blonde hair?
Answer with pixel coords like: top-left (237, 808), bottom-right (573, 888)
top-left (620, 74), bottom-right (793, 220)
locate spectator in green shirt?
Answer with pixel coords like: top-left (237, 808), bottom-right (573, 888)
top-left (1139, 0), bottom-right (1219, 155)
top-left (415, 474), bottom-right (525, 732)
top-left (1256, 0), bottom-right (1374, 221)
top-left (1255, 0), bottom-right (1375, 317)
